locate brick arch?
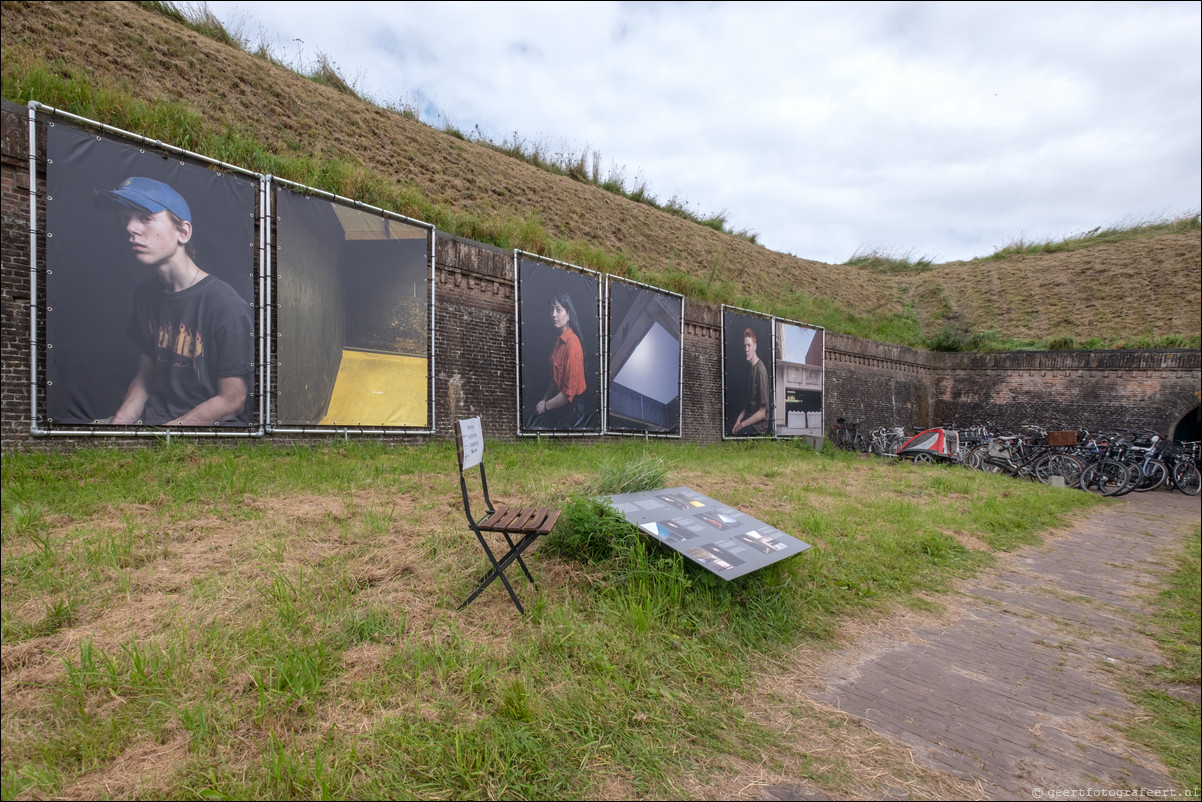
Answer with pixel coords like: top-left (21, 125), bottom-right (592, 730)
top-left (1173, 405), bottom-right (1201, 442)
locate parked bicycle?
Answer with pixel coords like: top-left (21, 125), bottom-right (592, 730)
top-left (867, 425), bottom-right (909, 457)
top-left (831, 418), bottom-right (867, 452)
top-left (979, 428), bottom-right (1085, 486)
top-left (1164, 439), bottom-right (1201, 496)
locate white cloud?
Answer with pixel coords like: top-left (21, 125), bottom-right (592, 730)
top-left (209, 0), bottom-right (1201, 264)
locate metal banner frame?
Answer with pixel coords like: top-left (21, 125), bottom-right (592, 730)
top-left (514, 250), bottom-right (603, 437)
top-left (28, 102), bottom-right (265, 438)
top-left (603, 274), bottom-right (684, 438)
top-left (720, 304), bottom-right (775, 441)
top-left (268, 177), bottom-right (436, 435)
top-left (771, 315), bottom-right (826, 440)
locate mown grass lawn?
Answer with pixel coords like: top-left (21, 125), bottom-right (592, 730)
top-left (2, 438), bottom-right (1192, 800)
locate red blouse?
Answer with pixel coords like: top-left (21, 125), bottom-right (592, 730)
top-left (550, 327), bottom-right (586, 402)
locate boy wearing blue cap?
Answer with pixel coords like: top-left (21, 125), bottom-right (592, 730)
top-left (99, 177), bottom-right (253, 426)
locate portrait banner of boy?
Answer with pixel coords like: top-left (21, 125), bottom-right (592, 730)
top-left (42, 118), bottom-right (258, 429)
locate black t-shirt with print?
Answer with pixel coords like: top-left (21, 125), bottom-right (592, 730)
top-left (126, 275), bottom-right (253, 425)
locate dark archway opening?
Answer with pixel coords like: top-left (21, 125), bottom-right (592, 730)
top-left (1173, 405), bottom-right (1201, 442)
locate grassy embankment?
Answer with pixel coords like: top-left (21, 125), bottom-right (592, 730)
top-left (4, 2), bottom-right (1196, 353)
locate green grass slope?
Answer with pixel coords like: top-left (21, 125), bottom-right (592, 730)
top-left (1, 1), bottom-right (1197, 350)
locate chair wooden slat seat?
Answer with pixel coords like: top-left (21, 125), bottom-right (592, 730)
top-left (499, 507), bottom-right (544, 533)
top-left (453, 418), bottom-right (560, 615)
top-left (478, 504), bottom-right (518, 530)
top-left (535, 509), bottom-right (561, 535)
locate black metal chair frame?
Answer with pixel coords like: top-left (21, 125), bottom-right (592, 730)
top-left (454, 419), bottom-right (560, 615)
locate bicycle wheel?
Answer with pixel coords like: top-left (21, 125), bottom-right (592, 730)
top-left (1079, 462), bottom-right (1109, 492)
top-left (965, 446), bottom-right (982, 470)
top-left (1109, 459), bottom-right (1138, 495)
top-left (1171, 461), bottom-right (1201, 496)
top-left (1132, 459), bottom-right (1167, 492)
top-left (1078, 463), bottom-right (1098, 492)
top-left (912, 453), bottom-right (935, 465)
top-left (1033, 453), bottom-right (1084, 487)
top-left (969, 444), bottom-right (993, 471)
top-left (1093, 459), bottom-right (1130, 497)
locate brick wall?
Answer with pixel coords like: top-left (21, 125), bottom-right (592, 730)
top-left (933, 349), bottom-right (1201, 436)
top-left (824, 334), bottom-right (939, 432)
top-left (432, 236), bottom-right (518, 437)
top-left (1, 101), bottom-right (37, 448)
top-left (3, 100), bottom-right (1199, 452)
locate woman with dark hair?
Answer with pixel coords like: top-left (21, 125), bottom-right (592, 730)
top-left (531, 289), bottom-right (587, 429)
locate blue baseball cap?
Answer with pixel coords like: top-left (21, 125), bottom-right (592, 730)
top-left (96, 176), bottom-right (192, 223)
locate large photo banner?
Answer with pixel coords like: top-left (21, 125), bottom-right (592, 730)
top-left (43, 120), bottom-right (257, 428)
top-left (273, 185), bottom-right (432, 429)
top-left (605, 277), bottom-right (683, 435)
top-left (722, 307), bottom-right (774, 438)
top-left (517, 255), bottom-right (600, 434)
top-left (773, 319), bottom-right (824, 437)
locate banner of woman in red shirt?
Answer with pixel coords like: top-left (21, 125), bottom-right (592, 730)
top-left (517, 255), bottom-right (600, 434)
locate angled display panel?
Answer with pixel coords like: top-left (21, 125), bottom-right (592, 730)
top-left (516, 254), bottom-right (601, 435)
top-left (606, 487), bottom-right (810, 580)
top-left (721, 306), bottom-right (774, 439)
top-left (605, 276), bottom-right (683, 436)
top-left (272, 183), bottom-right (433, 430)
top-left (42, 116), bottom-right (259, 431)
top-left (773, 318), bottom-right (824, 438)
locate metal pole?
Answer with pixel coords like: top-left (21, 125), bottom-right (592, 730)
top-left (27, 102), bottom-right (41, 435)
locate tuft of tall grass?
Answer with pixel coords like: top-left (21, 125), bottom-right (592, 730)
top-left (306, 51), bottom-right (359, 97)
top-left (845, 247), bottom-right (936, 274)
top-left (542, 496), bottom-right (638, 564)
top-left (587, 453), bottom-right (669, 495)
top-left (983, 212), bottom-right (1201, 260)
top-left (140, 1), bottom-right (245, 49)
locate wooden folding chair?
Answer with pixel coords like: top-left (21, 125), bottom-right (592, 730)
top-left (454, 418), bottom-right (560, 615)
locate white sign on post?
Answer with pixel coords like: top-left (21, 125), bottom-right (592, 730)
top-left (459, 417), bottom-right (485, 469)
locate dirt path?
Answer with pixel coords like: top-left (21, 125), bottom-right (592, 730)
top-left (766, 490), bottom-right (1199, 801)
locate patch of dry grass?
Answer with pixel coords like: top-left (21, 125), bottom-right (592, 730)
top-left (1, 438), bottom-right (1104, 799)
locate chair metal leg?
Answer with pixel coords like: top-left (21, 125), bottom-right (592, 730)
top-left (458, 529), bottom-right (540, 615)
top-left (502, 531), bottom-right (538, 588)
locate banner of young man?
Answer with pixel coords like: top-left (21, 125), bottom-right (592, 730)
top-left (605, 276), bottom-right (683, 436)
top-left (516, 255), bottom-right (601, 434)
top-left (721, 307), bottom-right (774, 439)
top-left (42, 119), bottom-right (258, 429)
top-left (773, 319), bottom-right (824, 437)
top-left (273, 184), bottom-right (432, 429)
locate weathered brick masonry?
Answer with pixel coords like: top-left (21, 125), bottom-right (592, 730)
top-left (824, 335), bottom-right (940, 431)
top-left (933, 349), bottom-right (1201, 436)
top-left (3, 100), bottom-right (1198, 451)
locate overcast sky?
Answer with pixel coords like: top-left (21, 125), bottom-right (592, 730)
top-left (207, 1), bottom-right (1201, 265)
